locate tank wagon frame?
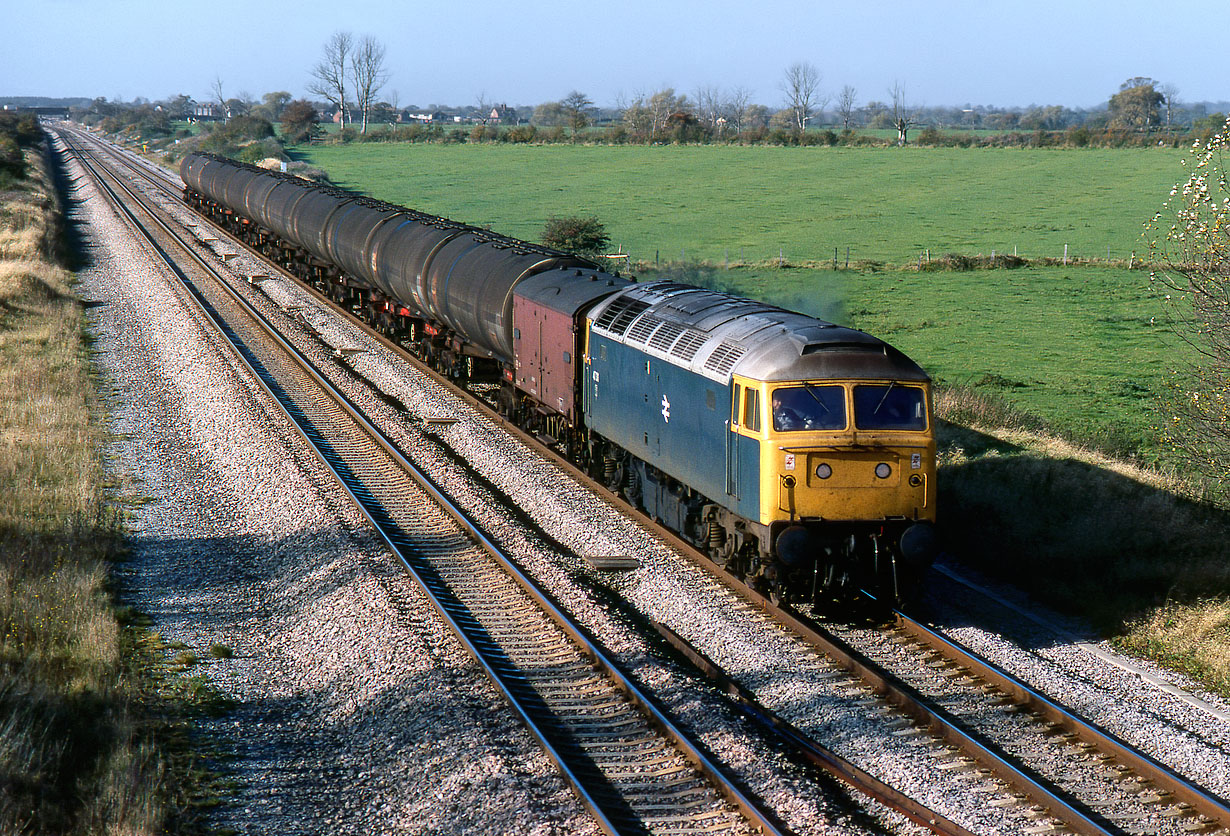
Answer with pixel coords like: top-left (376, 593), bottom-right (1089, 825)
top-left (181, 152), bottom-right (938, 606)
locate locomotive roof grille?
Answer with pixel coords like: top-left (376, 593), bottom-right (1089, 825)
top-left (670, 329), bottom-right (709, 361)
top-left (610, 302), bottom-right (650, 335)
top-left (802, 341), bottom-right (888, 355)
top-left (648, 321), bottom-right (686, 352)
top-left (626, 314), bottom-right (664, 344)
top-left (703, 342), bottom-right (747, 376)
top-left (593, 297), bottom-right (650, 334)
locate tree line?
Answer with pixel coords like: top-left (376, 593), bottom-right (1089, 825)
top-left (73, 33), bottom-right (1226, 155)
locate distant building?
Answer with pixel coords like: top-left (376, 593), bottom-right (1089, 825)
top-left (192, 104), bottom-right (226, 122)
top-left (488, 104), bottom-right (518, 124)
top-left (404, 111), bottom-right (446, 124)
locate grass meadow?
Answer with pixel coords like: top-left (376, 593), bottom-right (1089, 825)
top-left (297, 141), bottom-right (1230, 696)
top-left (300, 143), bottom-right (1183, 267)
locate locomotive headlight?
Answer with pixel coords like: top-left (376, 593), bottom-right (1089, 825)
top-left (875, 463), bottom-right (892, 479)
top-left (814, 463), bottom-right (832, 480)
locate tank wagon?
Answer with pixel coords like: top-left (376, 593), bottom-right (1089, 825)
top-left (181, 152), bottom-right (938, 605)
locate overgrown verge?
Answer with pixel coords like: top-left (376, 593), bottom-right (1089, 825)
top-left (934, 384), bottom-right (1230, 697)
top-left (1, 125), bottom-right (224, 833)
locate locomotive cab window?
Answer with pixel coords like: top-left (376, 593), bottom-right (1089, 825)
top-left (853, 384), bottom-right (927, 431)
top-left (731, 383), bottom-right (742, 426)
top-left (771, 385), bottom-right (847, 432)
top-left (743, 388), bottom-right (761, 432)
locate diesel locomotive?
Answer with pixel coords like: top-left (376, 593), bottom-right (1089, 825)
top-left (180, 152), bottom-right (938, 605)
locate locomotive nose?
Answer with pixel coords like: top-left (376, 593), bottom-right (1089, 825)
top-left (775, 525), bottom-right (815, 568)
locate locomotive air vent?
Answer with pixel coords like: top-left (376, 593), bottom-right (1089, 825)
top-left (671, 329), bottom-right (710, 361)
top-left (703, 341), bottom-right (747, 376)
top-left (802, 341), bottom-right (887, 355)
top-left (593, 297), bottom-right (650, 335)
top-left (627, 314), bottom-right (664, 344)
top-left (648, 321), bottom-right (685, 352)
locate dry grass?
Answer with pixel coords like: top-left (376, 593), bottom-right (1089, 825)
top-left (0, 138), bottom-right (209, 834)
top-left (935, 384), bottom-right (1230, 697)
top-left (1117, 602), bottom-right (1230, 695)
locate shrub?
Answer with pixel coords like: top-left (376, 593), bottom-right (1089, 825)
top-left (1066, 125), bottom-right (1091, 147)
top-left (280, 99), bottom-right (319, 145)
top-left (504, 125), bottom-right (537, 143)
top-left (234, 138), bottom-right (285, 164)
top-left (542, 215), bottom-right (610, 259)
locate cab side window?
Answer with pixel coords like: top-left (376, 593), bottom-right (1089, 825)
top-left (732, 384), bottom-right (742, 426)
top-left (743, 388), bottom-right (761, 432)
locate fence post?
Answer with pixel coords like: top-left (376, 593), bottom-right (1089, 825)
top-left (1063, 244), bottom-right (1068, 265)
top-left (845, 247), bottom-right (850, 269)
top-left (833, 247), bottom-right (838, 270)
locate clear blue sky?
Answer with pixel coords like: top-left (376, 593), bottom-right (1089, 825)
top-left (7, 0), bottom-right (1227, 110)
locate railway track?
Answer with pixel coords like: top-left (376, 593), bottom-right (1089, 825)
top-left (69, 128), bottom-right (1230, 836)
top-left (60, 129), bottom-right (793, 836)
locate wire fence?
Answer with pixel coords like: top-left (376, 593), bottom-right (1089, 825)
top-left (603, 242), bottom-right (1146, 271)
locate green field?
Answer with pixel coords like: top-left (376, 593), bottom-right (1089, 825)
top-left (295, 143), bottom-right (1192, 461)
top-left (298, 144), bottom-right (1185, 267)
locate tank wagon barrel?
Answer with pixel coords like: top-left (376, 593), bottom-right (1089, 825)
top-left (180, 152), bottom-right (594, 362)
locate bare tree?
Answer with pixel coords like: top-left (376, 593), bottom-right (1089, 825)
top-left (308, 30), bottom-right (353, 128)
top-left (474, 90), bottom-right (492, 124)
top-left (837, 85), bottom-right (858, 131)
top-left (650, 88), bottom-right (687, 139)
top-left (560, 90), bottom-right (594, 139)
top-left (724, 86), bottom-right (752, 134)
top-left (211, 75), bottom-right (226, 119)
top-left (781, 62), bottom-right (824, 133)
top-left (890, 81), bottom-right (914, 145)
top-left (695, 84), bottom-right (723, 133)
top-left (1160, 82), bottom-right (1180, 134)
top-left (351, 35), bottom-right (389, 134)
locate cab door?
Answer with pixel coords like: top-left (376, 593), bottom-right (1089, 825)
top-left (726, 383), bottom-right (741, 498)
top-left (727, 377), bottom-right (764, 518)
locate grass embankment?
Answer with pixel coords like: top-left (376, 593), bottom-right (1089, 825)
top-left (1, 128), bottom-right (218, 832)
top-left (933, 388), bottom-right (1230, 694)
top-left (299, 141), bottom-right (1230, 697)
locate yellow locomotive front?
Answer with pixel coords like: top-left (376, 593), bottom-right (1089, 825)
top-left (730, 372), bottom-right (938, 604)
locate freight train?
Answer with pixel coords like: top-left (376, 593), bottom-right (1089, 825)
top-left (180, 152), bottom-right (938, 605)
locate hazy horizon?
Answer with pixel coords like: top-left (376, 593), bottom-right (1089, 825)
top-left (8, 0), bottom-right (1227, 111)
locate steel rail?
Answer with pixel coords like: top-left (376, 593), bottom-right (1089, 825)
top-left (62, 130), bottom-right (792, 836)
top-left (892, 608), bottom-right (1230, 832)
